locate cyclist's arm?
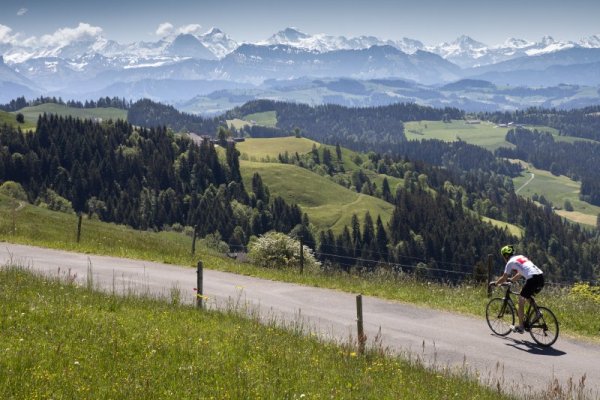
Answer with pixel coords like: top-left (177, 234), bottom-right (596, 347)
top-left (511, 271), bottom-right (523, 281)
top-left (494, 272), bottom-right (510, 286)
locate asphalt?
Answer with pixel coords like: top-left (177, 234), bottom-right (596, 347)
top-left (2, 242), bottom-right (599, 399)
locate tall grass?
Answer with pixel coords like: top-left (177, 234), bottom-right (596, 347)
top-left (0, 267), bottom-right (514, 399)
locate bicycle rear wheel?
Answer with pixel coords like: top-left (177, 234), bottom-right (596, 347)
top-left (529, 306), bottom-right (559, 347)
top-left (486, 298), bottom-right (514, 336)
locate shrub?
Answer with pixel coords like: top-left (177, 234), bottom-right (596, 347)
top-left (0, 181), bottom-right (28, 201)
top-left (248, 231), bottom-right (320, 272)
top-left (36, 189), bottom-right (74, 214)
top-left (569, 282), bottom-right (600, 303)
top-left (198, 232), bottom-right (230, 253)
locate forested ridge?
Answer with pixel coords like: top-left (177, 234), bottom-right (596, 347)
top-left (0, 115), bottom-right (308, 246)
top-left (284, 143), bottom-right (599, 282)
top-left (226, 100), bottom-right (464, 153)
top-left (127, 99), bottom-right (225, 135)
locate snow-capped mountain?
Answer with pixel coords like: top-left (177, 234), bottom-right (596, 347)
top-left (198, 28), bottom-right (238, 59)
top-left (258, 27), bottom-right (423, 54)
top-left (2, 24), bottom-right (600, 104)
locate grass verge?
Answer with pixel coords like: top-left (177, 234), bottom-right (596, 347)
top-left (0, 267), bottom-right (512, 399)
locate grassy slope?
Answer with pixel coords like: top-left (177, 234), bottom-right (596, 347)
top-left (0, 268), bottom-right (509, 400)
top-left (240, 160), bottom-right (394, 232)
top-left (513, 163), bottom-right (600, 227)
top-left (243, 110), bottom-right (277, 127)
top-left (236, 136), bottom-right (319, 160)
top-left (18, 104), bottom-right (127, 124)
top-left (0, 110), bottom-right (36, 131)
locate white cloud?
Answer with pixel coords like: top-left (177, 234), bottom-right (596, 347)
top-left (0, 24), bottom-right (18, 44)
top-left (39, 23), bottom-right (103, 47)
top-left (156, 22), bottom-right (174, 37)
top-left (17, 8), bottom-right (28, 16)
top-left (177, 24), bottom-right (203, 36)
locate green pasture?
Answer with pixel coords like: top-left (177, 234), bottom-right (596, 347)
top-left (240, 160), bottom-right (394, 232)
top-left (236, 136), bottom-right (319, 160)
top-left (18, 104), bottom-right (127, 124)
top-left (404, 120), bottom-right (513, 151)
top-left (227, 118), bottom-right (251, 130)
top-left (512, 164), bottom-right (600, 227)
top-left (0, 268), bottom-right (513, 400)
top-left (0, 110), bottom-right (36, 131)
top-left (243, 110), bottom-right (277, 127)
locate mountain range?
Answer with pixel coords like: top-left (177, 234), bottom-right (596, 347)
top-left (1, 27), bottom-right (600, 110)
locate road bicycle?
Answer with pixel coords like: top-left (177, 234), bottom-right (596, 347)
top-left (485, 280), bottom-right (559, 347)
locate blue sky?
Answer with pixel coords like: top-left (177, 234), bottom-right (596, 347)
top-left (1, 0), bottom-right (599, 45)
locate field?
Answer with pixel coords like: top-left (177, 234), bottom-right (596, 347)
top-left (18, 104), bottom-right (127, 124)
top-left (236, 136), bottom-right (319, 160)
top-left (404, 120), bottom-right (588, 151)
top-left (404, 120), bottom-right (512, 151)
top-left (0, 110), bottom-right (36, 131)
top-left (243, 110), bottom-right (277, 127)
top-left (512, 163), bottom-right (600, 227)
top-left (240, 160), bottom-right (394, 232)
top-left (0, 267), bottom-right (512, 399)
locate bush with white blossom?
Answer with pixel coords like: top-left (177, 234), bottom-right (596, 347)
top-left (248, 231), bottom-right (320, 272)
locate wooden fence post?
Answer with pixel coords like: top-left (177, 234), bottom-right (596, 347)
top-left (76, 213), bottom-right (83, 243)
top-left (300, 238), bottom-right (304, 274)
top-left (487, 254), bottom-right (493, 298)
top-left (356, 294), bottom-right (366, 355)
top-left (196, 260), bottom-right (204, 309)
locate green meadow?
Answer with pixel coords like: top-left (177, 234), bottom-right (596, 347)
top-left (240, 160), bottom-right (394, 233)
top-left (0, 110), bottom-right (36, 131)
top-left (0, 267), bottom-right (514, 400)
top-left (242, 110), bottom-right (278, 127)
top-left (236, 136), bottom-right (319, 160)
top-left (512, 163), bottom-right (600, 227)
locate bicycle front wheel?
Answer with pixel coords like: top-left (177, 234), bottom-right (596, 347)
top-left (486, 297), bottom-right (514, 336)
top-left (529, 306), bottom-right (559, 347)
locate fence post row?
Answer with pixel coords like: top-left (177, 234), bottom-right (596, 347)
top-left (196, 260), bottom-right (204, 309)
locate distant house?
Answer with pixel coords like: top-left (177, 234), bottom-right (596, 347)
top-left (465, 119), bottom-right (481, 124)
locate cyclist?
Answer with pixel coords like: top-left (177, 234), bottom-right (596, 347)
top-left (491, 245), bottom-right (545, 333)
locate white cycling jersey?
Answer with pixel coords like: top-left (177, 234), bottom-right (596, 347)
top-left (504, 255), bottom-right (543, 280)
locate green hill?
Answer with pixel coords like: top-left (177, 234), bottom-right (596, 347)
top-left (18, 103), bottom-right (127, 124)
top-left (236, 137), bottom-right (319, 160)
top-left (240, 160), bottom-right (394, 233)
top-left (0, 110), bottom-right (36, 131)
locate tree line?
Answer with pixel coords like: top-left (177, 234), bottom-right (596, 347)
top-left (0, 96), bottom-right (131, 112)
top-left (479, 106), bottom-right (600, 142)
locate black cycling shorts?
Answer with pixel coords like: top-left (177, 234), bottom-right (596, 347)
top-left (520, 274), bottom-right (544, 299)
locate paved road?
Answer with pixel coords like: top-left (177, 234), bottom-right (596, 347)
top-left (2, 243), bottom-right (599, 399)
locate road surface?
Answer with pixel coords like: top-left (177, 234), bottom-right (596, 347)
top-left (2, 243), bottom-right (598, 399)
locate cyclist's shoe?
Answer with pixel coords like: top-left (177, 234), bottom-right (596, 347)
top-left (510, 325), bottom-right (525, 334)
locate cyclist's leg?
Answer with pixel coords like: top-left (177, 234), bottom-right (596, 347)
top-left (518, 277), bottom-right (539, 329)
